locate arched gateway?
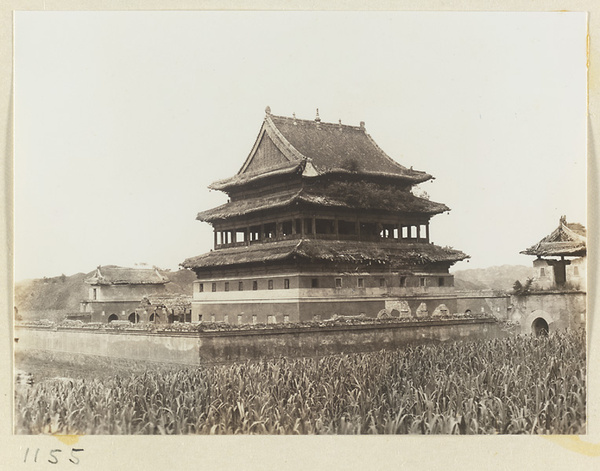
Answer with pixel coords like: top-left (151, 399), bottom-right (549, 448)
top-left (532, 317), bottom-right (549, 336)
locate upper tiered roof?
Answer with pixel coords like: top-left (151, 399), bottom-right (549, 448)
top-left (209, 108), bottom-right (432, 192)
top-left (197, 183), bottom-right (449, 222)
top-left (521, 216), bottom-right (586, 258)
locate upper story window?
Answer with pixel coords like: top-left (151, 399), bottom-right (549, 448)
top-left (238, 281), bottom-right (244, 291)
top-left (540, 267), bottom-right (546, 277)
top-left (253, 280), bottom-right (258, 291)
top-left (379, 278), bottom-right (386, 288)
top-left (281, 221), bottom-right (293, 236)
top-left (224, 282), bottom-right (229, 292)
top-left (284, 278), bottom-right (290, 289)
top-left (311, 278), bottom-right (319, 288)
top-left (264, 222), bottom-right (276, 239)
top-left (420, 277), bottom-right (426, 287)
top-left (335, 278), bottom-right (342, 289)
top-left (212, 283), bottom-right (217, 292)
top-left (198, 283), bottom-right (204, 293)
top-left (316, 219), bottom-right (335, 234)
top-left (92, 288), bottom-right (97, 300)
top-left (400, 277), bottom-right (406, 287)
top-left (268, 280), bottom-right (274, 290)
top-left (357, 278), bottom-right (364, 288)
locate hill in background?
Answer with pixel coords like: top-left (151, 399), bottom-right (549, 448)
top-left (452, 264), bottom-right (535, 291)
top-left (14, 267), bottom-right (197, 320)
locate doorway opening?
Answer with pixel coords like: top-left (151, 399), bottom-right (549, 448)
top-left (532, 317), bottom-right (549, 336)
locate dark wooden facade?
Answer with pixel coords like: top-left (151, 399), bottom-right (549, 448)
top-left (183, 108), bottom-right (468, 323)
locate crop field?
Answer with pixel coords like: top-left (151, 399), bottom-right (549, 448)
top-left (15, 330), bottom-right (585, 434)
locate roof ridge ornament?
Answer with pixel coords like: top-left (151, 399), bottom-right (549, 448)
top-left (293, 112), bottom-right (297, 125)
top-left (265, 105), bottom-right (271, 115)
top-left (315, 108), bottom-right (321, 123)
top-left (360, 121), bottom-right (366, 131)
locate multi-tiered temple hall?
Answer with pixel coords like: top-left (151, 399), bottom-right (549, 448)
top-left (182, 108), bottom-right (469, 324)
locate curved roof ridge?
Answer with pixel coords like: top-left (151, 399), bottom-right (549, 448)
top-left (263, 114), bottom-right (308, 163)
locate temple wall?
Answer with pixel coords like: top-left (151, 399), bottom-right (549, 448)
top-left (191, 290), bottom-right (510, 324)
top-left (89, 284), bottom-right (167, 302)
top-left (83, 301), bottom-right (141, 322)
top-left (510, 291), bottom-right (586, 334)
top-left (14, 318), bottom-right (506, 364)
top-left (455, 291), bottom-right (511, 321)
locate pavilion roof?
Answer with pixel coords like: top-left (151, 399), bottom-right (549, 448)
top-left (521, 217), bottom-right (586, 257)
top-left (85, 266), bottom-right (170, 285)
top-left (210, 109), bottom-right (432, 191)
top-left (182, 239), bottom-right (468, 270)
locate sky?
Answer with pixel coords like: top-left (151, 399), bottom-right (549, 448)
top-left (14, 11), bottom-right (587, 281)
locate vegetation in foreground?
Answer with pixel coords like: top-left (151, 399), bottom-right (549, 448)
top-left (15, 330), bottom-right (585, 435)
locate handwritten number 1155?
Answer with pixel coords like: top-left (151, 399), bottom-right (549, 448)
top-left (23, 448), bottom-right (84, 465)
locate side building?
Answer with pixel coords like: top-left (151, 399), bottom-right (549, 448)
top-left (514, 216), bottom-right (586, 335)
top-left (80, 265), bottom-right (170, 323)
top-left (520, 216), bottom-right (586, 291)
top-left (182, 108), bottom-right (469, 324)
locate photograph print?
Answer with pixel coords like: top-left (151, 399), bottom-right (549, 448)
top-left (13, 11), bottom-right (587, 435)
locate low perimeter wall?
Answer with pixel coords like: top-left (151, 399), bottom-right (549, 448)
top-left (15, 319), bottom-right (507, 365)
